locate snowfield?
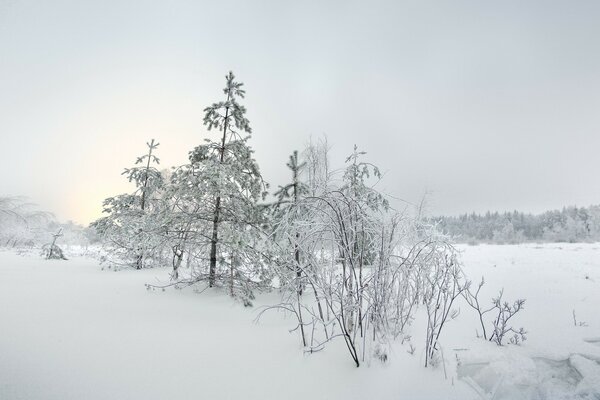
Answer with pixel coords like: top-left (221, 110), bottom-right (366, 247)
top-left (454, 244), bottom-right (600, 399)
top-left (1, 244), bottom-right (599, 400)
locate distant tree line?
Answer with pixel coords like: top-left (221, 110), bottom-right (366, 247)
top-left (433, 205), bottom-right (600, 244)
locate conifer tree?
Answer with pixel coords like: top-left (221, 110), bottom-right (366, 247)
top-left (174, 71), bottom-right (267, 301)
top-left (274, 151), bottom-right (309, 293)
top-left (92, 140), bottom-right (164, 269)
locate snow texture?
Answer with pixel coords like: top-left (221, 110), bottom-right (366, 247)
top-left (0, 243), bottom-right (599, 399)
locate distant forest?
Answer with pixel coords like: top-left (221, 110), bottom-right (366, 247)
top-left (434, 205), bottom-right (600, 244)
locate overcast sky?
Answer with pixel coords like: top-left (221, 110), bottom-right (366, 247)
top-left (1, 0), bottom-right (599, 224)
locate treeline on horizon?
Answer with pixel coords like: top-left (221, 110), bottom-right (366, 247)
top-left (433, 205), bottom-right (600, 244)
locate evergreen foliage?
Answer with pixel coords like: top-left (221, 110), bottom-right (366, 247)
top-left (92, 140), bottom-right (165, 269)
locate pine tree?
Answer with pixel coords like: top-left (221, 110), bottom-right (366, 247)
top-left (92, 140), bottom-right (164, 269)
top-left (125, 139), bottom-right (161, 268)
top-left (205, 72), bottom-right (249, 286)
top-left (274, 151), bottom-right (309, 293)
top-left (173, 71), bottom-right (268, 301)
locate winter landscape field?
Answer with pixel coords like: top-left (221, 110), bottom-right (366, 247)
top-left (1, 243), bottom-right (599, 400)
top-left (3, 1), bottom-right (600, 399)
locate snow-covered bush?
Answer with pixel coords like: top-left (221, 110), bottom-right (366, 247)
top-left (463, 278), bottom-right (527, 345)
top-left (421, 241), bottom-right (466, 367)
top-left (41, 228), bottom-right (67, 260)
top-left (0, 197), bottom-right (53, 248)
top-left (489, 291), bottom-right (527, 345)
top-left (263, 144), bottom-right (463, 367)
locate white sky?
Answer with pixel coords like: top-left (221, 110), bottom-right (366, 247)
top-left (1, 0), bottom-right (600, 224)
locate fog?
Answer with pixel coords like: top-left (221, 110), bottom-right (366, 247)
top-left (2, 0), bottom-right (599, 223)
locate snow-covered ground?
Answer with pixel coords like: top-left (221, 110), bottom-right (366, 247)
top-left (451, 244), bottom-right (600, 399)
top-left (0, 244), bottom-right (599, 399)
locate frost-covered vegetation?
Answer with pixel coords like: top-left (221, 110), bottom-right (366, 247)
top-left (434, 206), bottom-right (600, 244)
top-left (4, 72), bottom-right (600, 400)
top-left (90, 72), bottom-right (531, 368)
top-left (0, 196), bottom-right (94, 252)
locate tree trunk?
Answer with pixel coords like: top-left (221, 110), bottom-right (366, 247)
top-left (136, 139), bottom-right (154, 270)
top-left (172, 244), bottom-right (183, 280)
top-left (208, 97), bottom-right (230, 287)
top-left (140, 140), bottom-right (154, 211)
top-left (209, 196), bottom-right (221, 287)
top-left (292, 157), bottom-right (302, 295)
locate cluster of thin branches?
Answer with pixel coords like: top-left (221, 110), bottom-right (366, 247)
top-left (463, 278), bottom-right (527, 345)
top-left (422, 242), bottom-right (466, 367)
top-left (259, 142), bottom-right (468, 368)
top-left (0, 196), bottom-right (54, 248)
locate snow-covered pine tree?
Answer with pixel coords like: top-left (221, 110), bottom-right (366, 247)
top-left (274, 151), bottom-right (308, 207)
top-left (92, 140), bottom-right (165, 269)
top-left (273, 150), bottom-right (309, 293)
top-left (170, 71), bottom-right (268, 303)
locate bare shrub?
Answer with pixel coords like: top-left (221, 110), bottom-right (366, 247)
top-left (463, 279), bottom-right (527, 345)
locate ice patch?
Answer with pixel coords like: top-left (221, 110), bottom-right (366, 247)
top-left (570, 355), bottom-right (600, 398)
top-left (458, 356), bottom-right (600, 399)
